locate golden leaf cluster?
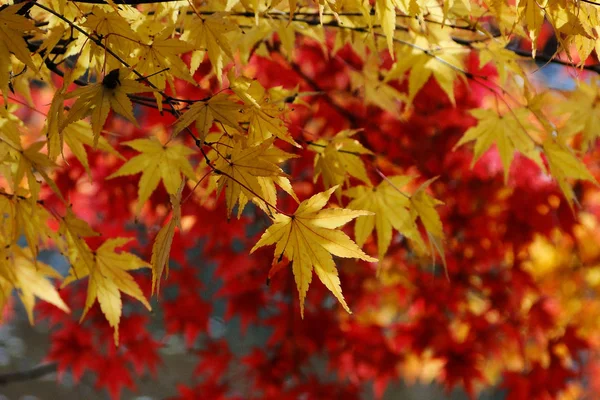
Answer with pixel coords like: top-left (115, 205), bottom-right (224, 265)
top-left (0, 0), bottom-right (599, 337)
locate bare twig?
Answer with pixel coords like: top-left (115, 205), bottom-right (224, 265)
top-left (0, 363), bottom-right (57, 385)
top-left (506, 46), bottom-right (600, 74)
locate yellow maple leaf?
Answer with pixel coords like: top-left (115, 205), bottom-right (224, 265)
top-left (183, 13), bottom-right (238, 80)
top-left (82, 7), bottom-right (141, 71)
top-left (151, 182), bottom-right (184, 294)
top-left (516, 0), bottom-right (545, 57)
top-left (311, 130), bottom-right (373, 201)
top-left (12, 141), bottom-right (63, 201)
top-left (558, 80), bottom-right (600, 151)
top-left (0, 247), bottom-right (69, 325)
top-left (0, 109), bottom-right (54, 200)
top-left (251, 186), bottom-right (377, 317)
top-left (350, 56), bottom-right (407, 116)
top-left (232, 79), bottom-right (299, 147)
top-left (46, 79), bottom-right (122, 173)
top-left (60, 121), bottom-right (123, 177)
top-left (395, 0), bottom-right (422, 16)
top-left (372, 0), bottom-right (424, 56)
top-left (443, 0), bottom-right (471, 18)
top-left (46, 87), bottom-right (67, 161)
top-left (386, 38), bottom-right (468, 104)
top-left (375, 0), bottom-right (397, 57)
top-left (345, 176), bottom-right (426, 263)
top-left (214, 138), bottom-right (295, 218)
top-left (454, 108), bottom-right (543, 182)
top-left (134, 30), bottom-right (195, 91)
top-left (542, 138), bottom-right (597, 208)
top-left (273, 20), bottom-right (325, 59)
top-left (171, 93), bottom-right (242, 142)
top-left (107, 138), bottom-right (195, 214)
top-left (57, 208), bottom-right (100, 273)
top-left (63, 68), bottom-right (152, 146)
top-left (58, 207), bottom-right (99, 243)
top-left (409, 178), bottom-right (447, 272)
top-left (235, 143), bottom-right (300, 216)
top-left (0, 195), bottom-right (54, 258)
top-left (473, 40), bottom-right (525, 85)
top-left (546, 7), bottom-right (591, 64)
top-left (0, 106), bottom-right (22, 152)
top-left (0, 4), bottom-right (38, 103)
top-left (62, 238), bottom-right (151, 345)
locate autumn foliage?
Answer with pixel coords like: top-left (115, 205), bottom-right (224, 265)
top-left (3, 0), bottom-right (600, 398)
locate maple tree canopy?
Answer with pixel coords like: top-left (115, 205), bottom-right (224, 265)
top-left (3, 0), bottom-right (600, 398)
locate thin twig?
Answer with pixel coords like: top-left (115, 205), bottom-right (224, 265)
top-left (304, 140), bottom-right (365, 156)
top-left (374, 168), bottom-right (411, 199)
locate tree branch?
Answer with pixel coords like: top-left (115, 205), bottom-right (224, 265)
top-left (0, 363), bottom-right (57, 385)
top-left (286, 58), bottom-right (360, 129)
top-left (506, 46), bottom-right (600, 74)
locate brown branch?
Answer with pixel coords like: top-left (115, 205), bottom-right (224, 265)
top-left (33, 2), bottom-right (291, 218)
top-left (31, 0), bottom-right (600, 79)
top-left (506, 46), bottom-right (600, 74)
top-left (0, 363), bottom-right (57, 385)
top-left (304, 140), bottom-right (365, 156)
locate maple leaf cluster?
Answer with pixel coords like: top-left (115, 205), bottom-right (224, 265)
top-left (2, 0), bottom-right (600, 399)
